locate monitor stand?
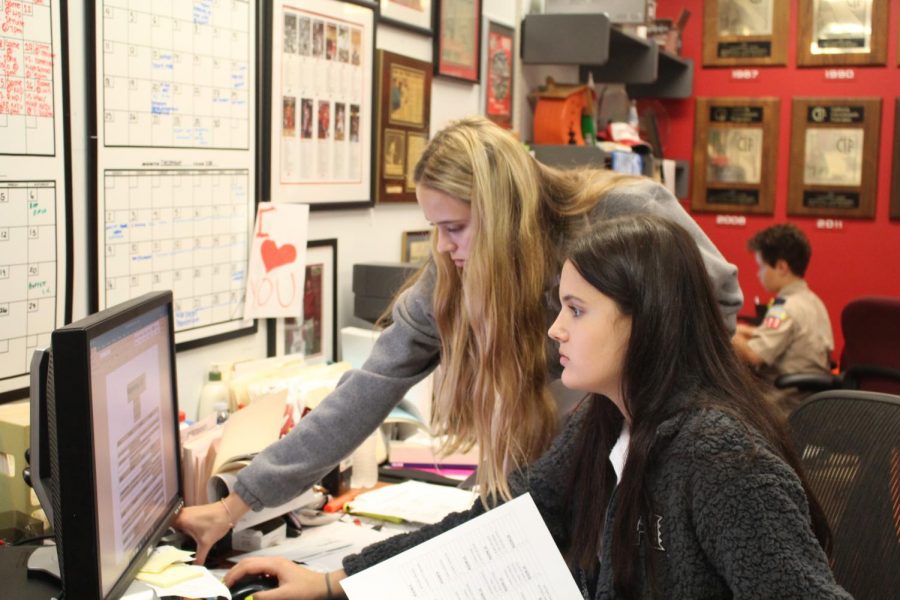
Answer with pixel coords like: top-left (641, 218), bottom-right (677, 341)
top-left (27, 546), bottom-right (160, 599)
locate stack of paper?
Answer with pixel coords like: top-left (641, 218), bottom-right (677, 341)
top-left (234, 519), bottom-right (401, 572)
top-left (180, 391), bottom-right (287, 506)
top-left (345, 481), bottom-right (476, 525)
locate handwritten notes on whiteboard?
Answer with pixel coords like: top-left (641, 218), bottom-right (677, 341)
top-left (0, 181), bottom-right (57, 388)
top-left (101, 169), bottom-right (251, 333)
top-left (244, 202), bottom-right (309, 319)
top-left (0, 1), bottom-right (68, 400)
top-left (0, 0), bottom-right (55, 155)
top-left (94, 0), bottom-right (257, 346)
top-left (100, 1), bottom-right (251, 149)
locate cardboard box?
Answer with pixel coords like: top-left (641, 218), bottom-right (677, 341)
top-left (544, 0), bottom-right (648, 24)
top-left (0, 401), bottom-right (40, 517)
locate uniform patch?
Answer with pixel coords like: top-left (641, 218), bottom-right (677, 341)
top-left (763, 304), bottom-right (788, 329)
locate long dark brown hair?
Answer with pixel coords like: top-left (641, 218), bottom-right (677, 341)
top-left (562, 215), bottom-right (831, 597)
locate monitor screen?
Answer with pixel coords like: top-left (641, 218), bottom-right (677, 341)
top-left (29, 291), bottom-right (183, 599)
top-left (88, 302), bottom-right (179, 596)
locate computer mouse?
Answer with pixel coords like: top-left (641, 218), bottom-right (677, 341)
top-left (228, 573), bottom-right (279, 600)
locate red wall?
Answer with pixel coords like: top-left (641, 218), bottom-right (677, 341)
top-left (653, 0), bottom-right (900, 354)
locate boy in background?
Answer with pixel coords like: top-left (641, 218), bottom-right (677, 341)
top-left (732, 224), bottom-right (834, 414)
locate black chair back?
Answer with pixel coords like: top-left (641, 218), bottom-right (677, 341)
top-left (840, 297), bottom-right (900, 394)
top-left (789, 390), bottom-right (900, 599)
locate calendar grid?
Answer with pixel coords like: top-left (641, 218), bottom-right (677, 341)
top-left (101, 0), bottom-right (251, 149)
top-left (0, 0), bottom-right (56, 156)
top-left (0, 180), bottom-right (57, 381)
top-left (102, 168), bottom-right (250, 334)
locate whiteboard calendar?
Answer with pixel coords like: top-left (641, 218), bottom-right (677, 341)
top-left (100, 0), bottom-right (251, 149)
top-left (0, 0), bottom-right (55, 156)
top-left (0, 0), bottom-right (69, 401)
top-left (93, 0), bottom-right (258, 347)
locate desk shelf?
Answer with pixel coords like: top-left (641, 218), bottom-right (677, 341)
top-left (521, 13), bottom-right (693, 99)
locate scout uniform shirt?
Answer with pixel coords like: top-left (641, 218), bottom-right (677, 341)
top-left (748, 280), bottom-right (834, 410)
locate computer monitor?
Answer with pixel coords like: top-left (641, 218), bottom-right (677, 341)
top-left (29, 291), bottom-right (183, 599)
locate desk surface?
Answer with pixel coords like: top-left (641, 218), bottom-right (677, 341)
top-left (0, 545), bottom-right (62, 599)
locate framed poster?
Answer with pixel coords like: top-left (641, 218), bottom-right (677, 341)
top-left (434, 0), bottom-right (481, 82)
top-left (401, 229), bottom-right (432, 262)
top-left (702, 0), bottom-right (789, 66)
top-left (892, 99), bottom-right (900, 220)
top-left (482, 19), bottom-right (514, 129)
top-left (380, 0), bottom-right (433, 35)
top-left (89, 0), bottom-right (260, 350)
top-left (268, 239), bottom-right (337, 363)
top-left (788, 97), bottom-right (881, 218)
top-left (797, 0), bottom-right (888, 66)
top-left (692, 98), bottom-right (779, 214)
top-left (376, 50), bottom-right (432, 203)
top-left (272, 0), bottom-right (376, 209)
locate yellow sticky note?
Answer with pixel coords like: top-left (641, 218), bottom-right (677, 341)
top-left (136, 564), bottom-right (204, 587)
top-left (140, 545), bottom-right (196, 574)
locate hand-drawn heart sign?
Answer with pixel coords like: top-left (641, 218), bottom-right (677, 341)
top-left (261, 239), bottom-right (297, 273)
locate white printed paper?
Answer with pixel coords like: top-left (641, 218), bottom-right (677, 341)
top-left (341, 494), bottom-right (582, 600)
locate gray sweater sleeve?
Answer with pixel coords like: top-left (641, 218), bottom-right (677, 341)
top-left (595, 180), bottom-right (743, 333)
top-left (234, 266), bottom-right (441, 510)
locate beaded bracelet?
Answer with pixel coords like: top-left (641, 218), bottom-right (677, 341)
top-left (219, 498), bottom-right (235, 528)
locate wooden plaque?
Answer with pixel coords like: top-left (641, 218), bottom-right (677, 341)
top-left (797, 0), bottom-right (888, 67)
top-left (703, 0), bottom-right (789, 67)
top-left (788, 97), bottom-right (881, 218)
top-left (375, 50), bottom-right (432, 203)
top-left (691, 97), bottom-right (779, 214)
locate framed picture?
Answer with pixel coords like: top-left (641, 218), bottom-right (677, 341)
top-left (702, 0), bottom-right (789, 67)
top-left (401, 229), bottom-right (432, 263)
top-left (692, 98), bottom-right (780, 215)
top-left (376, 50), bottom-right (432, 203)
top-left (892, 99), bottom-right (900, 220)
top-left (788, 97), bottom-right (881, 218)
top-left (482, 19), bottom-right (514, 129)
top-left (268, 239), bottom-right (338, 363)
top-left (271, 0), bottom-right (376, 209)
top-left (434, 0), bottom-right (481, 82)
top-left (379, 0), bottom-right (433, 36)
top-left (797, 0), bottom-right (888, 67)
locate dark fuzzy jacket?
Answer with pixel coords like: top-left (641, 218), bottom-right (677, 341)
top-left (343, 403), bottom-right (850, 599)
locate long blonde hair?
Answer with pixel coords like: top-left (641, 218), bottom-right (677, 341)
top-left (413, 116), bottom-right (637, 503)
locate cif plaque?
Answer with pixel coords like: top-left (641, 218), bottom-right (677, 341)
top-left (797, 0), bottom-right (887, 66)
top-left (703, 0), bottom-right (789, 66)
top-left (788, 97), bottom-right (880, 218)
top-left (692, 97), bottom-right (779, 214)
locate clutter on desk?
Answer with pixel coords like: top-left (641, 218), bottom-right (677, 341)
top-left (344, 480), bottom-right (476, 525)
top-left (233, 518), bottom-right (403, 573)
top-left (231, 516), bottom-right (287, 552)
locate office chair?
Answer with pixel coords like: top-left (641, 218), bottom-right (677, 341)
top-left (776, 296), bottom-right (900, 394)
top-left (789, 390), bottom-right (900, 599)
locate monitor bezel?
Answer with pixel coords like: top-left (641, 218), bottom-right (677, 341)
top-left (51, 290), bottom-right (183, 599)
